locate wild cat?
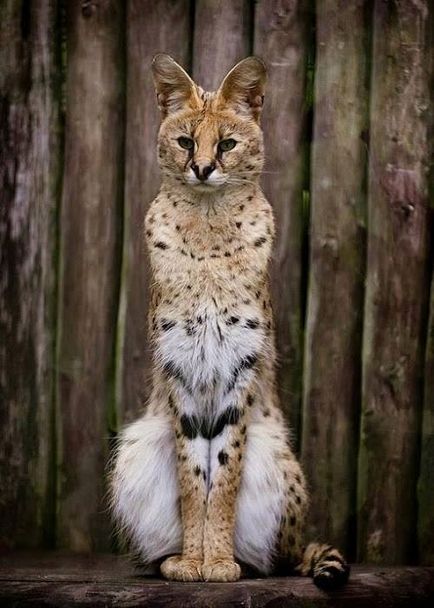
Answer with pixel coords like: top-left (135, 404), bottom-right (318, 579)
top-left (110, 54), bottom-right (350, 588)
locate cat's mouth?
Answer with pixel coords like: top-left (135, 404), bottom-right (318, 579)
top-left (184, 170), bottom-right (228, 191)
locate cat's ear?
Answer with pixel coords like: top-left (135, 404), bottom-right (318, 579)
top-left (216, 57), bottom-right (266, 122)
top-left (151, 54), bottom-right (199, 118)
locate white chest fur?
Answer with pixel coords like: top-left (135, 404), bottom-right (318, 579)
top-left (154, 294), bottom-right (266, 417)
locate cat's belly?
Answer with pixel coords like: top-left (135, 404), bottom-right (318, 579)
top-left (155, 300), bottom-right (265, 409)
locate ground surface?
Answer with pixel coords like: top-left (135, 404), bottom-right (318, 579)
top-left (0, 552), bottom-right (433, 607)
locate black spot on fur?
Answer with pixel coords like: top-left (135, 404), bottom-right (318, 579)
top-left (194, 465), bottom-right (201, 476)
top-left (185, 320), bottom-right (195, 336)
top-left (226, 354), bottom-right (258, 393)
top-left (161, 319), bottom-right (176, 331)
top-left (200, 406), bottom-right (241, 440)
top-left (236, 222), bottom-right (242, 228)
top-left (163, 361), bottom-right (190, 392)
top-left (254, 237), bottom-right (267, 247)
top-left (180, 414), bottom-right (198, 440)
top-left (246, 319), bottom-right (259, 329)
top-left (154, 241), bottom-right (168, 249)
top-left (247, 393), bottom-right (254, 406)
top-left (226, 316), bottom-right (240, 325)
top-left (218, 451), bottom-right (229, 465)
top-left (163, 360), bottom-right (182, 381)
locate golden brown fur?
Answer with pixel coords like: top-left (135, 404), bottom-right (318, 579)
top-left (110, 54), bottom-right (349, 588)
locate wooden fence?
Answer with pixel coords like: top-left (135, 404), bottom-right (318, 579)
top-left (1, 0), bottom-right (433, 565)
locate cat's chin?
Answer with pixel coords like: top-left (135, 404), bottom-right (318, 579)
top-left (186, 181), bottom-right (226, 194)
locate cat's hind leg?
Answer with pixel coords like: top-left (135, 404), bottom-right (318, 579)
top-left (109, 412), bottom-right (182, 565)
top-left (234, 414), bottom-right (305, 574)
top-left (235, 414), bottom-right (349, 588)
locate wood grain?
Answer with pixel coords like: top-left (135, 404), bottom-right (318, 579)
top-left (192, 0), bottom-right (251, 90)
top-left (0, 553), bottom-right (434, 607)
top-left (253, 0), bottom-right (310, 446)
top-left (56, 0), bottom-right (125, 551)
top-left (357, 0), bottom-right (432, 564)
top-left (418, 269), bottom-right (434, 565)
top-left (0, 0), bottom-right (61, 548)
top-left (301, 0), bottom-right (368, 558)
top-left (117, 0), bottom-right (192, 424)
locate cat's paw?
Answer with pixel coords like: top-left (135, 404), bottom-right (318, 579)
top-left (201, 559), bottom-right (241, 582)
top-left (160, 555), bottom-right (203, 582)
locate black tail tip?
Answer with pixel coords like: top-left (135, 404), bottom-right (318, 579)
top-left (313, 563), bottom-right (350, 590)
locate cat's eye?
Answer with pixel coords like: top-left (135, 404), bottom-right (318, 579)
top-left (178, 136), bottom-right (194, 150)
top-left (218, 139), bottom-right (237, 152)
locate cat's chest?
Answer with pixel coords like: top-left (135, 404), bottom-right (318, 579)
top-left (155, 296), bottom-right (266, 405)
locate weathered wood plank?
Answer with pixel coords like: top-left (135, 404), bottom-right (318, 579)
top-left (117, 0), bottom-right (192, 423)
top-left (301, 0), bottom-right (368, 558)
top-left (253, 0), bottom-right (309, 444)
top-left (0, 553), bottom-right (434, 607)
top-left (0, 0), bottom-right (61, 548)
top-left (56, 0), bottom-right (125, 551)
top-left (358, 0), bottom-right (432, 563)
top-left (192, 0), bottom-right (251, 90)
top-left (418, 269), bottom-right (434, 565)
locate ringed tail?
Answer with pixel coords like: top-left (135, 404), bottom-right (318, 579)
top-left (296, 542), bottom-right (350, 590)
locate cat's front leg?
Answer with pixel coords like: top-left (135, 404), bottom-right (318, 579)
top-left (160, 392), bottom-right (207, 582)
top-left (201, 393), bottom-right (251, 582)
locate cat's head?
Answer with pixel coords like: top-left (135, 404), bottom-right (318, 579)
top-left (151, 54), bottom-right (266, 192)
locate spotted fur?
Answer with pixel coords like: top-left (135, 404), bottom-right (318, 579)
top-left (110, 54), bottom-right (349, 588)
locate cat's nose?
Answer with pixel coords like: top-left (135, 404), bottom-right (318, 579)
top-left (191, 161), bottom-right (216, 181)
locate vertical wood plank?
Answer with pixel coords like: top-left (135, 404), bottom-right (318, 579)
top-left (358, 0), bottom-right (432, 564)
top-left (118, 1), bottom-right (192, 424)
top-left (192, 0), bottom-right (251, 90)
top-left (0, 0), bottom-right (61, 548)
top-left (301, 1), bottom-right (368, 557)
top-left (253, 0), bottom-right (309, 443)
top-left (418, 271), bottom-right (434, 564)
top-left (57, 0), bottom-right (125, 551)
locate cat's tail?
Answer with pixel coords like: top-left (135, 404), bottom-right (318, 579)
top-left (295, 542), bottom-right (350, 590)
